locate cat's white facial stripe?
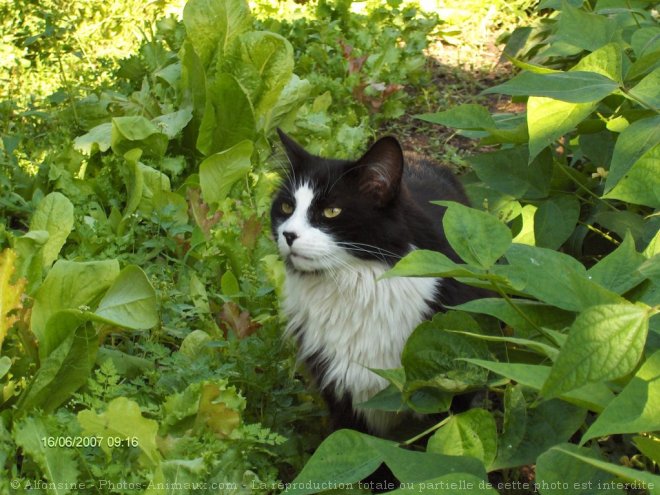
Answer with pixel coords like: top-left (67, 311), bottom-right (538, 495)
top-left (276, 183), bottom-right (344, 271)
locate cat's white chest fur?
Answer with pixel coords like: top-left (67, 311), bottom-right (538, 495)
top-left (283, 260), bottom-right (437, 434)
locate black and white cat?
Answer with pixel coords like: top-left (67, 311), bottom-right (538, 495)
top-left (271, 130), bottom-right (482, 436)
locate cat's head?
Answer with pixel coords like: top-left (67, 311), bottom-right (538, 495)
top-left (270, 130), bottom-right (412, 273)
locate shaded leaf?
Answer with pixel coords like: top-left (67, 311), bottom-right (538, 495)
top-left (29, 192), bottom-right (74, 270)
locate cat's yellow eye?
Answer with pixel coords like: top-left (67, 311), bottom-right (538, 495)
top-left (281, 202), bottom-right (294, 214)
top-left (323, 207), bottom-right (342, 218)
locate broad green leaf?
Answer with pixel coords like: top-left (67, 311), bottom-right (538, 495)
top-left (468, 146), bottom-right (553, 199)
top-left (31, 259), bottom-right (120, 345)
top-left (111, 116), bottom-right (168, 159)
top-left (484, 71), bottom-right (618, 103)
top-left (491, 395), bottom-right (586, 470)
top-left (512, 204), bottom-right (537, 245)
top-left (464, 183), bottom-right (522, 223)
top-left (627, 67), bottom-right (660, 111)
top-left (533, 195), bottom-right (580, 249)
top-left (0, 356), bottom-right (10, 379)
top-left (385, 249), bottom-right (483, 279)
top-left (93, 265), bottom-right (158, 330)
top-left (73, 122), bottom-right (112, 155)
top-left (259, 73), bottom-right (311, 135)
top-left (403, 312), bottom-right (491, 394)
top-left (284, 430), bottom-right (383, 494)
top-left (18, 323), bottom-right (97, 413)
top-left (13, 416), bottom-right (79, 494)
top-left (39, 309), bottom-right (85, 359)
top-left (389, 473), bottom-right (498, 495)
top-left (182, 0), bottom-right (251, 68)
top-left (505, 244), bottom-right (623, 311)
top-left (416, 104), bottom-right (496, 130)
top-left (0, 249), bottom-right (26, 350)
top-left (634, 436), bottom-right (660, 463)
top-left (572, 43), bottom-right (623, 82)
top-left (456, 298), bottom-right (574, 337)
top-left (13, 230), bottom-right (48, 294)
top-left (542, 304), bottom-right (651, 398)
top-left (197, 73), bottom-right (255, 155)
top-left (427, 408), bottom-right (498, 469)
top-left (220, 270), bottom-right (240, 296)
top-left (605, 116), bottom-right (660, 192)
top-left (556, 2), bottom-right (619, 52)
top-left (527, 97), bottom-right (597, 162)
top-left (587, 233), bottom-right (647, 294)
top-left (581, 350), bottom-right (660, 443)
top-left (536, 443), bottom-right (625, 495)
top-left (495, 385), bottom-right (526, 468)
top-left (180, 40), bottom-right (206, 123)
top-left (546, 444), bottom-right (660, 495)
top-left (604, 145), bottom-right (660, 208)
top-left (30, 192), bottom-right (74, 270)
top-left (151, 107), bottom-right (193, 139)
top-left (465, 359), bottom-right (613, 412)
top-left (199, 139), bottom-right (253, 206)
top-left (453, 331), bottom-right (559, 360)
top-left (78, 397), bottom-right (160, 466)
top-left (439, 201), bottom-right (512, 269)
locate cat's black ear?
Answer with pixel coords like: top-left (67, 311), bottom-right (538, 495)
top-left (356, 136), bottom-right (404, 206)
top-left (277, 128), bottom-right (308, 168)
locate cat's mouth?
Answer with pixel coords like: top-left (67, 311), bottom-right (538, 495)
top-left (289, 251), bottom-right (313, 262)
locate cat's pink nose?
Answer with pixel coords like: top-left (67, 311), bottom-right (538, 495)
top-left (283, 231), bottom-right (298, 246)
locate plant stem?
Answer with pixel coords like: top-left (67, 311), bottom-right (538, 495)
top-left (401, 415), bottom-right (452, 446)
top-left (556, 164), bottom-right (619, 213)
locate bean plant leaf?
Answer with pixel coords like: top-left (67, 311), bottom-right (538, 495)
top-left (587, 233), bottom-right (647, 294)
top-left (416, 104), bottom-right (496, 130)
top-left (536, 443), bottom-right (625, 495)
top-left (483, 71), bottom-right (618, 102)
top-left (556, 2), bottom-right (619, 52)
top-left (604, 145), bottom-right (660, 208)
top-left (93, 265), bottom-right (158, 330)
top-left (13, 415), bottom-right (79, 494)
top-left (78, 397), bottom-right (161, 466)
top-left (29, 192), bottom-right (74, 270)
top-left (199, 139), bottom-right (253, 206)
top-left (627, 67), bottom-right (660, 111)
top-left (389, 473), bottom-right (498, 495)
top-left (533, 195), bottom-right (580, 249)
top-left (505, 244), bottom-right (623, 311)
top-left (605, 116), bottom-right (660, 192)
top-left (527, 97), bottom-right (597, 162)
top-left (427, 408), bottom-right (498, 469)
top-left (542, 304), bottom-right (651, 398)
top-left (581, 350), bottom-right (660, 443)
top-left (437, 201), bottom-right (512, 269)
top-left (385, 249), bottom-right (483, 279)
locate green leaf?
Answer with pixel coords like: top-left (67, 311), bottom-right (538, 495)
top-left (197, 73), bottom-right (255, 155)
top-left (571, 43), bottom-right (623, 82)
top-left (13, 416), bottom-right (79, 494)
top-left (427, 409), bottom-right (498, 469)
top-left (18, 323), bottom-right (97, 413)
top-left (151, 107), bottom-right (193, 139)
top-left (527, 97), bottom-right (597, 162)
top-left (556, 2), bottom-right (619, 52)
top-left (453, 331), bottom-right (559, 360)
top-left (542, 304), bottom-right (651, 398)
top-left (604, 145), bottom-right (660, 208)
top-left (544, 444), bottom-right (660, 495)
top-left (182, 0), bottom-right (251, 68)
top-left (627, 67), bottom-right (660, 111)
top-left (402, 313), bottom-right (491, 395)
top-left (505, 244), bottom-right (623, 311)
top-left (491, 393), bottom-right (586, 470)
top-left (111, 116), bottom-right (168, 159)
top-left (73, 122), bottom-right (112, 155)
top-left (31, 259), bottom-right (120, 345)
top-left (605, 116), bottom-right (660, 192)
top-left (468, 146), bottom-right (553, 199)
top-left (29, 192), bottom-right (74, 270)
top-left (536, 443), bottom-right (625, 495)
top-left (416, 104), bottom-right (496, 130)
top-left (389, 473), bottom-right (499, 495)
top-left (220, 270), bottom-right (240, 296)
top-left (581, 350), bottom-right (660, 443)
top-left (533, 195), bottom-right (580, 249)
top-left (93, 265), bottom-right (158, 330)
top-left (465, 360), bottom-right (613, 412)
top-left (438, 201), bottom-right (512, 269)
top-left (587, 233), bottom-right (647, 294)
top-left (78, 397), bottom-right (161, 466)
top-left (259, 74), bottom-right (311, 135)
top-left (484, 71), bottom-right (618, 103)
top-left (634, 436), bottom-right (660, 463)
top-left (199, 139), bottom-right (253, 206)
top-left (385, 249), bottom-right (483, 279)
top-left (456, 298), bottom-right (575, 337)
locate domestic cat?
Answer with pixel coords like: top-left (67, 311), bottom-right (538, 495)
top-left (270, 130), bottom-right (484, 436)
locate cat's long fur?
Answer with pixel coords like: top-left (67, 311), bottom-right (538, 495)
top-left (270, 130), bottom-right (483, 435)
